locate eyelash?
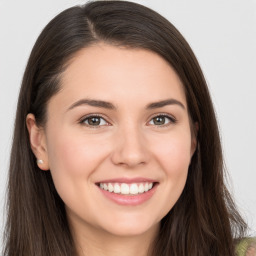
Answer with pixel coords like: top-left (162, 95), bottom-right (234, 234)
top-left (79, 114), bottom-right (109, 128)
top-left (149, 113), bottom-right (177, 127)
top-left (79, 113), bottom-right (177, 128)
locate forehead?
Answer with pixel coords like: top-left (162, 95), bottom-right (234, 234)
top-left (51, 43), bottom-right (187, 109)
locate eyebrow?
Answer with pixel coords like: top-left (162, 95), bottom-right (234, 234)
top-left (67, 98), bottom-right (185, 111)
top-left (67, 99), bottom-right (116, 111)
top-left (146, 99), bottom-right (185, 110)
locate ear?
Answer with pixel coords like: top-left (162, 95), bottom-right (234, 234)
top-left (26, 113), bottom-right (49, 171)
top-left (190, 122), bottom-right (199, 158)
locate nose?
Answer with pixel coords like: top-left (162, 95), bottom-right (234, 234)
top-left (111, 125), bottom-right (150, 168)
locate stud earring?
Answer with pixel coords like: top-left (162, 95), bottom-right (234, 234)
top-left (37, 159), bottom-right (44, 164)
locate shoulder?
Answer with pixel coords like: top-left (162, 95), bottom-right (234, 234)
top-left (236, 237), bottom-right (256, 256)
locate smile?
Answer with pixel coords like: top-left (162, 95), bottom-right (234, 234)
top-left (96, 179), bottom-right (158, 206)
top-left (99, 182), bottom-right (154, 195)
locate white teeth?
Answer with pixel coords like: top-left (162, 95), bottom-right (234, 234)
top-left (130, 184), bottom-right (139, 194)
top-left (114, 183), bottom-right (121, 193)
top-left (121, 183), bottom-right (129, 194)
top-left (99, 182), bottom-right (154, 195)
top-left (108, 183), bottom-right (114, 192)
top-left (138, 183), bottom-right (145, 193)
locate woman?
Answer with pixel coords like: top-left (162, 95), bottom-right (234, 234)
top-left (3, 1), bottom-right (255, 255)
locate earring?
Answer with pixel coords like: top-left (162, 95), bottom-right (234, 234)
top-left (37, 159), bottom-right (44, 164)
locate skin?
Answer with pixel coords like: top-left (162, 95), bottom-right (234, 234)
top-left (246, 243), bottom-right (256, 256)
top-left (27, 44), bottom-right (197, 256)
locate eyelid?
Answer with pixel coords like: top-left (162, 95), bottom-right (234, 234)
top-left (79, 113), bottom-right (111, 127)
top-left (78, 112), bottom-right (177, 128)
top-left (147, 113), bottom-right (177, 126)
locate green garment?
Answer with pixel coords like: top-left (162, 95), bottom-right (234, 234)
top-left (236, 237), bottom-right (256, 256)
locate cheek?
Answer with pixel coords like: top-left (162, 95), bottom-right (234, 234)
top-left (152, 132), bottom-right (191, 214)
top-left (45, 128), bottom-right (113, 218)
top-left (45, 128), bottom-right (110, 195)
top-left (153, 132), bottom-right (192, 174)
top-left (47, 130), bottom-right (105, 173)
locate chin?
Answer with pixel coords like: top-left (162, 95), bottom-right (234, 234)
top-left (100, 216), bottom-right (160, 237)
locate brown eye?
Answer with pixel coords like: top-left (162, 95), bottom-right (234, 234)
top-left (153, 116), bottom-right (166, 125)
top-left (82, 116), bottom-right (108, 126)
top-left (149, 115), bottom-right (175, 126)
top-left (88, 117), bottom-right (101, 125)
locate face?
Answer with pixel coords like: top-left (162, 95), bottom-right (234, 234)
top-left (27, 44), bottom-right (196, 239)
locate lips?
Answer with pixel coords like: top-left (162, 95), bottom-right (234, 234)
top-left (96, 178), bottom-right (158, 206)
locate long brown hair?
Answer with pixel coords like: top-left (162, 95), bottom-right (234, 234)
top-left (3, 1), bottom-right (247, 255)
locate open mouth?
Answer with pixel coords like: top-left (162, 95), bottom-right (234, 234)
top-left (96, 182), bottom-right (157, 196)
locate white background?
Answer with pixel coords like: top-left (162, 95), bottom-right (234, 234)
top-left (0, 0), bottom-right (255, 249)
